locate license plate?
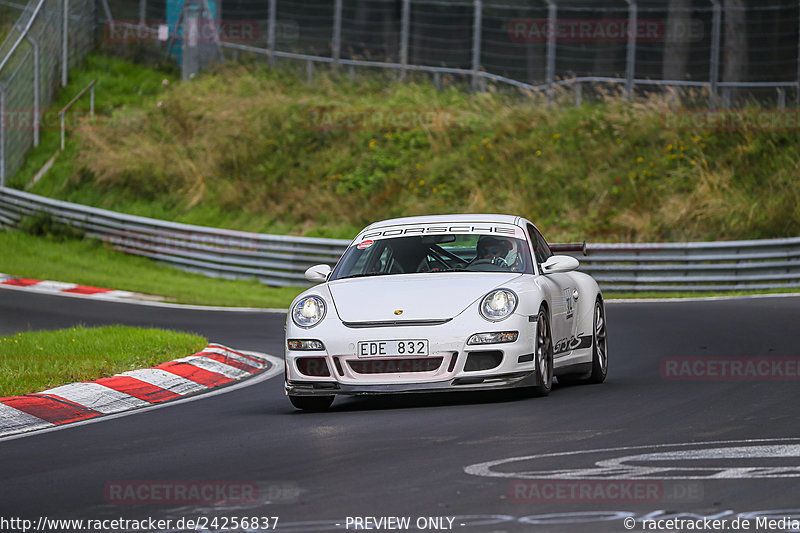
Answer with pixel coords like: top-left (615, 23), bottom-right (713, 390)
top-left (357, 340), bottom-right (429, 357)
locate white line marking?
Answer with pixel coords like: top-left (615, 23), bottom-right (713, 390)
top-left (40, 382), bottom-right (150, 414)
top-left (201, 346), bottom-right (266, 368)
top-left (119, 368), bottom-right (208, 395)
top-left (0, 352), bottom-right (283, 443)
top-left (32, 280), bottom-right (77, 292)
top-left (464, 437), bottom-right (800, 480)
top-left (174, 355), bottom-right (253, 379)
top-left (0, 403), bottom-right (54, 437)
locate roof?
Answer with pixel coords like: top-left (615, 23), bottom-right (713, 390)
top-left (365, 213), bottom-right (524, 230)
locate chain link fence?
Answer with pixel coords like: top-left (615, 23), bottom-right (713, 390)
top-left (3, 1), bottom-right (800, 187)
top-left (100, 0), bottom-right (800, 106)
top-left (0, 0), bottom-right (95, 186)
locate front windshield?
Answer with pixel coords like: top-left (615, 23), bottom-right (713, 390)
top-left (330, 233), bottom-right (534, 281)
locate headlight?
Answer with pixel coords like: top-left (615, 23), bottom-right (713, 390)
top-left (287, 339), bottom-right (326, 351)
top-left (479, 289), bottom-right (518, 322)
top-left (467, 331), bottom-right (519, 345)
top-left (291, 295), bottom-right (327, 328)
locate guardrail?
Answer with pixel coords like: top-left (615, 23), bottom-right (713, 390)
top-left (1, 187), bottom-right (799, 292)
top-left (0, 187), bottom-right (349, 286)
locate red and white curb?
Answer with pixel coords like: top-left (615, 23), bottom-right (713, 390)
top-left (0, 273), bottom-right (161, 301)
top-left (0, 344), bottom-right (273, 438)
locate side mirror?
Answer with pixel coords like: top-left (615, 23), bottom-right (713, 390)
top-left (305, 264), bottom-right (332, 283)
top-left (541, 255), bottom-right (580, 274)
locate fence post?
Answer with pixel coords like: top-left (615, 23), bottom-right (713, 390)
top-left (573, 81), bottom-right (582, 107)
top-left (27, 34), bottom-right (40, 148)
top-left (62, 0), bottom-right (69, 87)
top-left (0, 86), bottom-right (5, 188)
top-left (332, 0), bottom-right (342, 67)
top-left (139, 0), bottom-right (146, 25)
top-left (182, 1), bottom-right (200, 80)
top-left (400, 0), bottom-right (410, 80)
top-left (545, 0), bottom-right (556, 105)
top-left (625, 0), bottom-right (637, 99)
top-left (471, 0), bottom-right (482, 91)
top-left (797, 0), bottom-right (800, 106)
top-left (710, 0), bottom-right (721, 108)
top-left (100, 0), bottom-right (114, 33)
top-left (267, 0), bottom-right (276, 64)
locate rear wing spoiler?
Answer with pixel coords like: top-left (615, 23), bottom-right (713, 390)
top-left (549, 242), bottom-right (587, 256)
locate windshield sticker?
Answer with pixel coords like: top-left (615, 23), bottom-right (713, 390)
top-left (354, 224), bottom-right (526, 244)
top-left (357, 240), bottom-right (374, 250)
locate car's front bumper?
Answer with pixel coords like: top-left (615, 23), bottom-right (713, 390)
top-left (285, 370), bottom-right (537, 396)
top-left (284, 310), bottom-right (539, 397)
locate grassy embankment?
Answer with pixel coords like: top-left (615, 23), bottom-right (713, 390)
top-left (3, 53), bottom-right (799, 306)
top-left (0, 326), bottom-right (207, 396)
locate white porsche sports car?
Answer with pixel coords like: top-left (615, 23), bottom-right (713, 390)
top-left (284, 214), bottom-right (607, 410)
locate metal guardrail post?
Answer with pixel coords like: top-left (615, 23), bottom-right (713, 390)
top-left (400, 0), bottom-right (410, 80)
top-left (471, 0), bottom-right (482, 91)
top-left (267, 0), bottom-right (276, 64)
top-left (545, 0), bottom-right (556, 105)
top-left (710, 0), bottom-right (721, 108)
top-left (139, 0), bottom-right (146, 25)
top-left (573, 81), bottom-right (582, 107)
top-left (625, 0), bottom-right (637, 99)
top-left (332, 0), bottom-right (342, 67)
top-left (62, 0), bottom-right (69, 88)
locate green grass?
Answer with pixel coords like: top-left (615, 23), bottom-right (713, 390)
top-left (0, 229), bottom-right (304, 308)
top-left (4, 52), bottom-right (799, 306)
top-left (0, 325), bottom-right (207, 396)
top-left (9, 53), bottom-right (800, 242)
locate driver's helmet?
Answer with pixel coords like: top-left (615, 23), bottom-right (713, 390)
top-left (477, 236), bottom-right (512, 261)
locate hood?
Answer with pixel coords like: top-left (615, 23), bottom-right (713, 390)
top-left (327, 272), bottom-right (521, 322)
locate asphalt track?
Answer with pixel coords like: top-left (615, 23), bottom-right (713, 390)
top-left (1, 289), bottom-right (800, 533)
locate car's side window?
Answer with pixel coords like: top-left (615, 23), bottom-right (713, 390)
top-left (527, 224), bottom-right (552, 266)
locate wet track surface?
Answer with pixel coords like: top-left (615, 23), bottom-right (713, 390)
top-left (1, 290), bottom-right (799, 532)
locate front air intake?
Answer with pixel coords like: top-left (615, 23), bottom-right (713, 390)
top-left (464, 351), bottom-right (503, 371)
top-left (348, 357), bottom-right (443, 374)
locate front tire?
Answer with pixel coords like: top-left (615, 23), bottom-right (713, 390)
top-left (289, 395), bottom-right (334, 411)
top-left (529, 308), bottom-right (553, 397)
top-left (586, 298), bottom-right (608, 383)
